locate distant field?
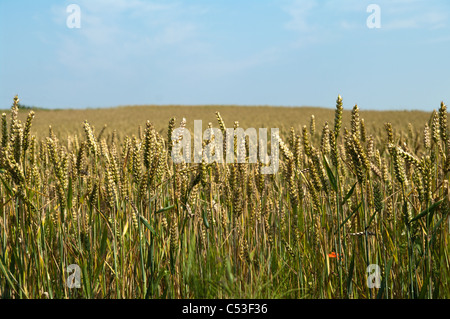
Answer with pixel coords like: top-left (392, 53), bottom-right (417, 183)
top-left (10, 104), bottom-right (433, 140)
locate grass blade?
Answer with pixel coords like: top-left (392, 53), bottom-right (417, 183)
top-left (376, 257), bottom-right (393, 299)
top-left (409, 200), bottom-right (443, 224)
top-left (139, 215), bottom-right (158, 237)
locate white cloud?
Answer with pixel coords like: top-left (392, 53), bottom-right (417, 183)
top-left (51, 0), bottom-right (207, 75)
top-left (281, 0), bottom-right (449, 48)
top-left (282, 0), bottom-right (336, 47)
top-left (322, 0), bottom-right (367, 13)
top-left (283, 0), bottom-right (317, 33)
top-left (380, 0), bottom-right (448, 30)
top-left (322, 0), bottom-right (448, 31)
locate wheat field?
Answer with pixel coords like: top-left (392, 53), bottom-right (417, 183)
top-left (0, 95), bottom-right (449, 299)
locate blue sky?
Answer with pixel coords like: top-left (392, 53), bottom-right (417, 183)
top-left (0, 0), bottom-right (449, 110)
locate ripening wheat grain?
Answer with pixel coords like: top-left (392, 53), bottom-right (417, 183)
top-left (0, 94), bottom-right (448, 300)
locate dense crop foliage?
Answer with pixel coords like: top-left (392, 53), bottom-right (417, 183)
top-left (0, 95), bottom-right (448, 299)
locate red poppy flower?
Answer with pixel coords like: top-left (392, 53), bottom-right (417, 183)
top-left (328, 252), bottom-right (342, 260)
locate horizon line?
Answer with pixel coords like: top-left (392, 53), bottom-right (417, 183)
top-left (0, 103), bottom-right (436, 113)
